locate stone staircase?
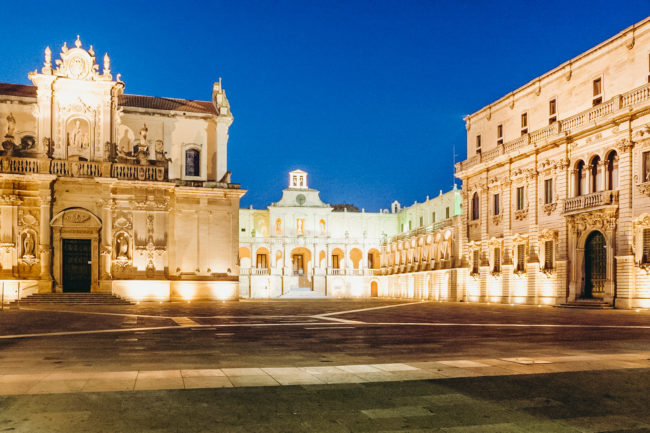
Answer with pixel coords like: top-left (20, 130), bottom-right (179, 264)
top-left (10, 293), bottom-right (133, 306)
top-left (280, 287), bottom-right (328, 299)
top-left (555, 299), bottom-right (613, 309)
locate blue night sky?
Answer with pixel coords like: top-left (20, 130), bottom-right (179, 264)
top-left (0, 1), bottom-right (648, 211)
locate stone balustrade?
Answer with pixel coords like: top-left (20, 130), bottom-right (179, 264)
top-left (456, 82), bottom-right (650, 173)
top-left (564, 190), bottom-right (619, 213)
top-left (0, 156), bottom-right (168, 182)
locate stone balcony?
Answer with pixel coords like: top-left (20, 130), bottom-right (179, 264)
top-left (563, 190), bottom-right (619, 215)
top-left (456, 82), bottom-right (650, 174)
top-left (0, 156), bottom-right (167, 182)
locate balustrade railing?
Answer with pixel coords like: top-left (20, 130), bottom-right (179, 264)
top-left (0, 156), bottom-right (168, 181)
top-left (564, 190), bottom-right (618, 213)
top-left (457, 82), bottom-right (650, 173)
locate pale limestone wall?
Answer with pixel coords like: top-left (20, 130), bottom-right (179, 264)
top-left (465, 18), bottom-right (650, 158)
top-left (396, 188), bottom-right (462, 232)
top-left (456, 17), bottom-right (650, 308)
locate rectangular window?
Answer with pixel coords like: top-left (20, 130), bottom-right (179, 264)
top-left (493, 193), bottom-right (500, 215)
top-left (497, 124), bottom-right (503, 145)
top-left (432, 212), bottom-right (435, 223)
top-left (401, 223), bottom-right (404, 232)
top-left (472, 250), bottom-right (479, 274)
top-left (493, 247), bottom-right (501, 273)
top-left (256, 254), bottom-right (267, 268)
top-left (332, 254), bottom-right (340, 269)
top-left (521, 112), bottom-right (528, 135)
top-left (476, 135), bottom-right (481, 154)
top-left (408, 221), bottom-right (412, 230)
top-left (446, 206), bottom-right (450, 219)
top-left (419, 216), bottom-right (423, 227)
top-left (544, 179), bottom-right (553, 204)
top-left (643, 151), bottom-right (650, 183)
top-left (516, 186), bottom-right (525, 211)
top-left (548, 99), bottom-right (557, 124)
top-left (593, 78), bottom-right (602, 106)
top-left (544, 240), bottom-right (554, 270)
top-left (517, 244), bottom-right (525, 272)
top-left (643, 229), bottom-right (650, 263)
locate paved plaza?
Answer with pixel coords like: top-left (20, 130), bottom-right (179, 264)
top-left (1, 300), bottom-right (650, 431)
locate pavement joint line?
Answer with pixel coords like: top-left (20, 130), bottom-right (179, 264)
top-left (19, 307), bottom-right (175, 320)
top-left (315, 301), bottom-right (425, 317)
top-left (0, 352), bottom-right (648, 396)
top-left (3, 321), bottom-right (650, 340)
top-left (312, 315), bottom-right (365, 324)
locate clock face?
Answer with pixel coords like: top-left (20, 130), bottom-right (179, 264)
top-left (296, 194), bottom-right (306, 206)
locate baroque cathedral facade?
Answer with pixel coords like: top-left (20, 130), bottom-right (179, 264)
top-left (0, 37), bottom-right (244, 302)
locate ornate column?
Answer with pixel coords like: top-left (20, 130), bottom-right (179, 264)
top-left (527, 167), bottom-right (540, 304)
top-left (479, 180), bottom-right (489, 302)
top-left (99, 198), bottom-right (114, 283)
top-left (615, 137), bottom-right (635, 307)
top-left (38, 191), bottom-right (52, 286)
top-left (502, 175), bottom-right (513, 303)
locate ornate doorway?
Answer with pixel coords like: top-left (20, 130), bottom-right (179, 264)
top-left (51, 208), bottom-right (102, 293)
top-left (584, 231), bottom-right (606, 298)
top-left (62, 239), bottom-right (91, 292)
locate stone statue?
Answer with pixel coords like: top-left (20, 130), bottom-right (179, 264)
top-left (23, 232), bottom-right (35, 257)
top-left (275, 219), bottom-right (282, 234)
top-left (297, 218), bottom-right (304, 235)
top-left (319, 219), bottom-right (326, 234)
top-left (68, 119), bottom-right (89, 149)
top-left (139, 124), bottom-right (148, 148)
top-left (116, 234), bottom-right (129, 260)
top-left (5, 113), bottom-right (15, 138)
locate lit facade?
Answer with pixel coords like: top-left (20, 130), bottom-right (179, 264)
top-left (239, 170), bottom-right (462, 298)
top-left (0, 37), bottom-right (244, 302)
top-left (455, 18), bottom-right (650, 308)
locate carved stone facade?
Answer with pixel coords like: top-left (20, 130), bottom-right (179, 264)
top-left (0, 37), bottom-right (244, 302)
top-left (455, 17), bottom-right (650, 308)
top-left (239, 170), bottom-right (463, 299)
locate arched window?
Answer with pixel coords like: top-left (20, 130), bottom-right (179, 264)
top-left (606, 151), bottom-right (618, 190)
top-left (590, 155), bottom-right (600, 193)
top-left (471, 192), bottom-right (479, 220)
top-left (185, 148), bottom-right (200, 177)
top-left (575, 160), bottom-right (585, 196)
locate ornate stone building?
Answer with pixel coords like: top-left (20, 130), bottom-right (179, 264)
top-left (239, 169), bottom-right (463, 298)
top-left (0, 37), bottom-right (244, 302)
top-left (378, 187), bottom-right (464, 300)
top-left (455, 18), bottom-right (650, 308)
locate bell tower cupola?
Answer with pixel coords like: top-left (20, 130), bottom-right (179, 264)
top-left (289, 169), bottom-right (308, 189)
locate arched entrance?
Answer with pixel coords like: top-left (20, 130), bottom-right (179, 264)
top-left (584, 231), bottom-right (606, 299)
top-left (51, 208), bottom-right (102, 292)
top-left (370, 280), bottom-right (378, 297)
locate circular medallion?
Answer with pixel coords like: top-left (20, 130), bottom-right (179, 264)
top-left (68, 55), bottom-right (88, 79)
top-left (296, 194), bottom-right (306, 206)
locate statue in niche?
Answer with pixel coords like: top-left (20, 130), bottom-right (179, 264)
top-left (23, 232), bottom-right (35, 258)
top-left (5, 113), bottom-right (15, 139)
top-left (2, 113), bottom-right (17, 155)
top-left (319, 219), bottom-right (326, 234)
top-left (275, 218), bottom-right (282, 234)
top-left (68, 120), bottom-right (89, 149)
top-left (135, 124), bottom-right (149, 164)
top-left (296, 218), bottom-right (304, 235)
top-left (116, 233), bottom-right (129, 260)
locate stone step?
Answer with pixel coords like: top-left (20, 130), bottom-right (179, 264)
top-left (11, 293), bottom-right (133, 305)
top-left (554, 301), bottom-right (613, 309)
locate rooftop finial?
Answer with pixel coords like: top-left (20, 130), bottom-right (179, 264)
top-left (75, 35), bottom-right (82, 48)
top-left (103, 53), bottom-right (111, 74)
top-left (43, 46), bottom-right (52, 74)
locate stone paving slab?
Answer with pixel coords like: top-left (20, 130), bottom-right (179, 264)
top-left (1, 352), bottom-right (649, 396)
